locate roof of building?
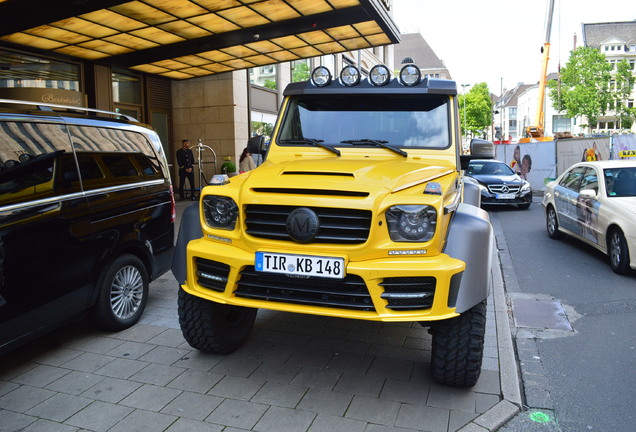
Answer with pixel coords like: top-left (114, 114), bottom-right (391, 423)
top-left (393, 32), bottom-right (448, 73)
top-left (582, 21), bottom-right (636, 48)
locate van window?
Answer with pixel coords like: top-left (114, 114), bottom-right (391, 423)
top-left (0, 122), bottom-right (80, 207)
top-left (102, 154), bottom-right (139, 178)
top-left (68, 126), bottom-right (158, 159)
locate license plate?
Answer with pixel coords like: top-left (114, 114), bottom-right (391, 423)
top-left (255, 252), bottom-right (345, 279)
top-left (496, 193), bottom-right (515, 200)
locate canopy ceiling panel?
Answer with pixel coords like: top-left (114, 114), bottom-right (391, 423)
top-left (0, 0), bottom-right (399, 79)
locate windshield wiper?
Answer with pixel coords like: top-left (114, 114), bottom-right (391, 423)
top-left (340, 139), bottom-right (408, 157)
top-left (279, 138), bottom-right (341, 156)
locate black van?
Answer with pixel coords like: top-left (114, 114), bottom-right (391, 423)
top-left (0, 99), bottom-right (175, 354)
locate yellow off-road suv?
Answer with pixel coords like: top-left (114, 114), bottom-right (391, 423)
top-left (172, 64), bottom-right (495, 387)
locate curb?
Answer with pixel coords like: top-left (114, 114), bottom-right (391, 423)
top-left (457, 218), bottom-right (522, 431)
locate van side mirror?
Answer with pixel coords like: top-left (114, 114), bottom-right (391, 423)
top-left (460, 138), bottom-right (495, 170)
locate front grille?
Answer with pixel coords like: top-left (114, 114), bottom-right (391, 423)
top-left (245, 204), bottom-right (372, 244)
top-left (235, 266), bottom-right (374, 311)
top-left (380, 277), bottom-right (436, 310)
top-left (195, 258), bottom-right (230, 292)
top-left (487, 184), bottom-right (521, 194)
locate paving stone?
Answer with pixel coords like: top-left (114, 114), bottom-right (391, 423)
top-left (297, 388), bottom-right (353, 417)
top-left (249, 361), bottom-right (302, 384)
top-left (61, 352), bottom-right (116, 373)
top-left (160, 390), bottom-right (223, 420)
top-left (0, 380), bottom-right (20, 397)
top-left (72, 337), bottom-right (124, 354)
top-left (345, 395), bottom-right (401, 426)
top-left (106, 341), bottom-right (156, 359)
top-left (26, 392), bottom-right (92, 422)
top-left (165, 417), bottom-right (224, 432)
top-left (32, 348), bottom-right (83, 367)
top-left (95, 357), bottom-right (149, 379)
top-left (65, 400), bottom-right (134, 432)
top-left (251, 381), bottom-right (308, 408)
top-left (138, 346), bottom-right (190, 365)
top-left (333, 371), bottom-right (385, 398)
top-left (285, 347), bottom-right (335, 369)
top-left (326, 351), bottom-right (374, 374)
top-left (46, 371), bottom-right (105, 395)
top-left (253, 406), bottom-right (316, 432)
top-left (119, 383), bottom-right (181, 411)
top-left (112, 323), bottom-right (166, 343)
top-left (380, 378), bottom-right (430, 405)
top-left (427, 384), bottom-right (477, 413)
top-left (472, 370), bottom-right (501, 395)
top-left (366, 357), bottom-right (415, 381)
top-left (210, 356), bottom-right (262, 378)
top-left (172, 350), bottom-right (222, 371)
top-left (129, 363), bottom-right (185, 386)
top-left (475, 393), bottom-right (500, 414)
top-left (167, 369), bottom-right (224, 394)
top-left (0, 409), bottom-right (37, 431)
top-left (108, 408), bottom-right (177, 432)
top-left (206, 398), bottom-right (269, 430)
top-left (449, 409), bottom-right (480, 432)
top-left (20, 418), bottom-right (79, 432)
top-left (0, 385), bottom-right (55, 411)
top-left (146, 328), bottom-right (188, 348)
top-left (80, 377), bottom-right (143, 403)
top-left (290, 366), bottom-right (342, 390)
top-left (395, 403), bottom-right (450, 432)
top-left (12, 364), bottom-right (71, 387)
top-left (308, 413), bottom-right (367, 432)
top-left (208, 375), bottom-right (265, 401)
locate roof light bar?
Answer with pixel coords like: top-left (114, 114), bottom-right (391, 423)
top-left (340, 65), bottom-right (361, 86)
top-left (311, 66), bottom-right (332, 87)
top-left (368, 64), bottom-right (391, 86)
top-left (399, 64), bottom-right (421, 86)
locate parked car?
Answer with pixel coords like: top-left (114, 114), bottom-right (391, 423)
top-left (543, 160), bottom-right (636, 274)
top-left (465, 159), bottom-right (533, 209)
top-left (0, 99), bottom-right (175, 354)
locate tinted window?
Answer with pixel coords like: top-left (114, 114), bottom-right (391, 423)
top-left (580, 168), bottom-right (599, 194)
top-left (604, 167), bottom-right (636, 197)
top-left (0, 122), bottom-right (79, 207)
top-left (102, 155), bottom-right (138, 177)
top-left (559, 167), bottom-right (586, 191)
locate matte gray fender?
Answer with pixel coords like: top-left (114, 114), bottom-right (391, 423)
top-left (462, 176), bottom-right (481, 208)
top-left (443, 203), bottom-right (493, 313)
top-left (171, 203), bottom-right (202, 285)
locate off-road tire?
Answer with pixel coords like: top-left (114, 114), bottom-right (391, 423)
top-left (94, 254), bottom-right (149, 331)
top-left (608, 228), bottom-right (631, 275)
top-left (178, 288), bottom-right (257, 353)
top-left (546, 205), bottom-right (564, 239)
top-left (430, 300), bottom-right (486, 387)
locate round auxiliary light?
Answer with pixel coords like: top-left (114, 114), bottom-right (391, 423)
top-left (399, 64), bottom-right (421, 86)
top-left (311, 66), bottom-right (332, 87)
top-left (340, 65), bottom-right (361, 86)
top-left (368, 64), bottom-right (391, 86)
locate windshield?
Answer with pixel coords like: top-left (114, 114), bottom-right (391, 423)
top-left (277, 94), bottom-right (450, 149)
top-left (467, 161), bottom-right (515, 176)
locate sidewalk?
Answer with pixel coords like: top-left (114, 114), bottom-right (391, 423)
top-left (0, 201), bottom-right (520, 432)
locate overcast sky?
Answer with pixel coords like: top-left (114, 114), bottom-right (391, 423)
top-left (392, 0), bottom-right (634, 95)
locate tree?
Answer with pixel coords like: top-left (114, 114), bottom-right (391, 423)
top-left (459, 82), bottom-right (493, 139)
top-left (614, 59), bottom-right (636, 130)
top-left (292, 62), bottom-right (310, 83)
top-left (547, 46), bottom-right (613, 132)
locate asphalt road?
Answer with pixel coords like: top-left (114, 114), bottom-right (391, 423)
top-left (492, 198), bottom-right (636, 432)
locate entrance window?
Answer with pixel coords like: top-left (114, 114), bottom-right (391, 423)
top-left (0, 49), bottom-right (80, 91)
top-left (113, 70), bottom-right (142, 121)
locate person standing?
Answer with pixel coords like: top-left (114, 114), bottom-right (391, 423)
top-left (176, 139), bottom-right (196, 200)
top-left (239, 147), bottom-right (256, 172)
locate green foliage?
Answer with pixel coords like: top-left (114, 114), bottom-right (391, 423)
top-left (264, 79), bottom-right (277, 90)
top-left (547, 47), bottom-right (613, 130)
top-left (614, 60), bottom-right (636, 129)
top-left (459, 82), bottom-right (493, 138)
top-left (251, 121), bottom-right (273, 138)
top-left (221, 161), bottom-right (236, 174)
top-left (292, 62), bottom-right (311, 83)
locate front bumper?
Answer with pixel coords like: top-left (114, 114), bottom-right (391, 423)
top-left (182, 238), bottom-right (466, 322)
top-left (480, 189), bottom-right (532, 206)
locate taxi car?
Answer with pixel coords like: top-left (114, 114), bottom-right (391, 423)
top-left (542, 160), bottom-right (636, 274)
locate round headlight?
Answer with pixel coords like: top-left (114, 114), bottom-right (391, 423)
top-left (311, 66), bottom-right (332, 87)
top-left (203, 195), bottom-right (238, 230)
top-left (340, 65), bottom-right (360, 86)
top-left (368, 64), bottom-right (391, 86)
top-left (399, 64), bottom-right (421, 86)
top-left (386, 205), bottom-right (437, 242)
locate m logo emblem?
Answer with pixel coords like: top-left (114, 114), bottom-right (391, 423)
top-left (286, 208), bottom-right (319, 243)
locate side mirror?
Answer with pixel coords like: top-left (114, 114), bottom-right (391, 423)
top-left (460, 138), bottom-right (495, 170)
top-left (579, 189), bottom-right (597, 200)
top-left (247, 135), bottom-right (265, 154)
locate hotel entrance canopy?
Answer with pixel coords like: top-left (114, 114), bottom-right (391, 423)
top-left (0, 0), bottom-right (399, 79)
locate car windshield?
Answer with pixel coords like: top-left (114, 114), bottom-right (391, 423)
top-left (604, 167), bottom-right (636, 197)
top-left (467, 161), bottom-right (514, 176)
top-left (277, 94), bottom-right (450, 149)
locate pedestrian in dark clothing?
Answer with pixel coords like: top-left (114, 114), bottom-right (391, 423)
top-left (176, 139), bottom-right (196, 200)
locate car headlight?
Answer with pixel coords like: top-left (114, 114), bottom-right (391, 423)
top-left (521, 181), bottom-right (531, 191)
top-left (203, 195), bottom-right (238, 230)
top-left (386, 205), bottom-right (437, 242)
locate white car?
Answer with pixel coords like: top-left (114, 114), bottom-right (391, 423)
top-left (542, 160), bottom-right (636, 274)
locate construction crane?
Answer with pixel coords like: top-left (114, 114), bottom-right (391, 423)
top-left (521, 0), bottom-right (555, 142)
